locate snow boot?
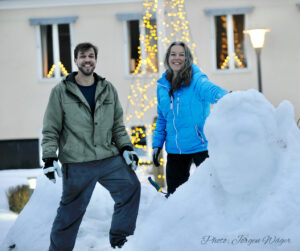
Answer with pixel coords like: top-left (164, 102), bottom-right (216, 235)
top-left (110, 231), bottom-right (128, 249)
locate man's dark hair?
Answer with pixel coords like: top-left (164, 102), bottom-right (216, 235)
top-left (74, 42), bottom-right (98, 59)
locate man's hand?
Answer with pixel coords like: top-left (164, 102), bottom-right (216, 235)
top-left (152, 148), bottom-right (161, 167)
top-left (122, 150), bottom-right (139, 171)
top-left (43, 158), bottom-right (62, 183)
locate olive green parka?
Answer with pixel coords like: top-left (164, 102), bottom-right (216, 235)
top-left (42, 73), bottom-right (133, 164)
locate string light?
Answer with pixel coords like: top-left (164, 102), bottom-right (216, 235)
top-left (125, 0), bottom-right (197, 178)
top-left (217, 15), bottom-right (246, 69)
top-left (46, 64), bottom-right (56, 78)
top-left (126, 0), bottom-right (197, 122)
top-left (46, 62), bottom-right (69, 78)
top-left (59, 61), bottom-right (69, 76)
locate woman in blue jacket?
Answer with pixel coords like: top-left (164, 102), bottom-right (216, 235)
top-left (152, 41), bottom-right (228, 196)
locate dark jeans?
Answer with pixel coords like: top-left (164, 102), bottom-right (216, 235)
top-left (49, 156), bottom-right (141, 251)
top-left (166, 151), bottom-right (209, 194)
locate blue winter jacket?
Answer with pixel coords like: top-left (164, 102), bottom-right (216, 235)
top-left (152, 64), bottom-right (228, 154)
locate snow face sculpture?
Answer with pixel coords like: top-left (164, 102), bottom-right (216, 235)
top-left (121, 90), bottom-right (300, 251)
top-left (205, 90), bottom-right (283, 195)
top-left (209, 113), bottom-right (275, 195)
top-left (203, 90), bottom-right (300, 236)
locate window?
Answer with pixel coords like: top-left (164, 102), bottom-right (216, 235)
top-left (131, 125), bottom-right (147, 155)
top-left (30, 16), bottom-right (77, 80)
top-left (215, 14), bottom-right (247, 70)
top-left (127, 19), bottom-right (158, 74)
top-left (204, 7), bottom-right (254, 72)
top-left (128, 20), bottom-right (141, 73)
top-left (130, 125), bottom-right (153, 163)
top-left (117, 13), bottom-right (158, 75)
top-left (40, 24), bottom-right (72, 78)
top-left (0, 139), bottom-right (39, 170)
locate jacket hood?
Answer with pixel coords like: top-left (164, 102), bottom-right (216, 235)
top-left (157, 64), bottom-right (201, 88)
top-left (61, 72), bottom-right (108, 107)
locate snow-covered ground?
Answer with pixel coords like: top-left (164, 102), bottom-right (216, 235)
top-left (1, 90), bottom-right (300, 251)
top-left (0, 169), bottom-right (40, 244)
top-left (0, 168), bottom-right (160, 251)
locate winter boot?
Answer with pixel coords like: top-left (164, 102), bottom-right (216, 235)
top-left (110, 231), bottom-right (128, 249)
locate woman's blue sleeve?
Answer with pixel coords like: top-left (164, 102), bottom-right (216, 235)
top-left (195, 72), bottom-right (228, 103)
top-left (152, 90), bottom-right (167, 149)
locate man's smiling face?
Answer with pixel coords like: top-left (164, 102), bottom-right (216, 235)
top-left (75, 48), bottom-right (97, 76)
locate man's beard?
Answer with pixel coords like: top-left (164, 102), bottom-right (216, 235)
top-left (78, 65), bottom-right (95, 76)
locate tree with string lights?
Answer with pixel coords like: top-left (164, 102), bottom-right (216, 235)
top-left (125, 0), bottom-right (198, 187)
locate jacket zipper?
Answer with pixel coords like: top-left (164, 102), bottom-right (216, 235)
top-left (171, 96), bottom-right (181, 154)
top-left (195, 125), bottom-right (205, 143)
top-left (177, 97), bottom-right (179, 114)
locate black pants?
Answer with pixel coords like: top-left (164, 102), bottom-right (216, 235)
top-left (166, 151), bottom-right (209, 194)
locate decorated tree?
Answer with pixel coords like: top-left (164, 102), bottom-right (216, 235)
top-left (125, 0), bottom-right (197, 186)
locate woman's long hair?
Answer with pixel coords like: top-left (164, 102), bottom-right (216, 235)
top-left (164, 41), bottom-right (193, 97)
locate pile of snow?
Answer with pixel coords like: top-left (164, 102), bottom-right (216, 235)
top-left (124, 90), bottom-right (300, 251)
top-left (0, 173), bottom-right (158, 251)
top-left (1, 89), bottom-right (300, 251)
top-left (0, 169), bottom-right (40, 244)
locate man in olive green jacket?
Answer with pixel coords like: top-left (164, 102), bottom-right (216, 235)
top-left (42, 42), bottom-right (141, 250)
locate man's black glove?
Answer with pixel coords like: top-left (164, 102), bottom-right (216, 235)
top-left (152, 148), bottom-right (161, 167)
top-left (122, 150), bottom-right (139, 171)
top-left (121, 146), bottom-right (139, 171)
top-left (43, 158), bottom-right (62, 183)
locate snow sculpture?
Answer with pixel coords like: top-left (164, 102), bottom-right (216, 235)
top-left (124, 89), bottom-right (300, 251)
top-left (203, 90), bottom-right (300, 235)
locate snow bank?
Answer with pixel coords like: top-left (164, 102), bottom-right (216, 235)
top-left (2, 90), bottom-right (300, 251)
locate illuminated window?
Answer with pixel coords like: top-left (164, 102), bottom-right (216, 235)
top-left (40, 24), bottom-right (72, 78)
top-left (215, 14), bottom-right (247, 70)
top-left (127, 19), bottom-right (158, 74)
top-left (131, 125), bottom-right (148, 156)
top-left (117, 13), bottom-right (158, 75)
top-left (30, 16), bottom-right (77, 79)
top-left (204, 7), bottom-right (254, 72)
top-left (128, 20), bottom-right (140, 73)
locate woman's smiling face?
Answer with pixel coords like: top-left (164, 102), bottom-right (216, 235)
top-left (168, 45), bottom-right (186, 76)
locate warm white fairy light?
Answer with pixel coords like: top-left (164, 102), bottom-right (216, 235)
top-left (47, 64), bottom-right (56, 78)
top-left (46, 62), bottom-right (69, 78)
top-left (126, 0), bottom-right (197, 176)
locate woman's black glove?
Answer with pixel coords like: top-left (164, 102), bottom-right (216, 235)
top-left (152, 148), bottom-right (161, 167)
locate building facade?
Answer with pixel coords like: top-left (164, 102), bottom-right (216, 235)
top-left (0, 0), bottom-right (299, 169)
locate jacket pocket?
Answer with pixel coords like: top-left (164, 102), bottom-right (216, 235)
top-left (62, 164), bottom-right (69, 180)
top-left (103, 99), bottom-right (113, 105)
top-left (159, 96), bottom-right (171, 118)
top-left (61, 134), bottom-right (83, 156)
